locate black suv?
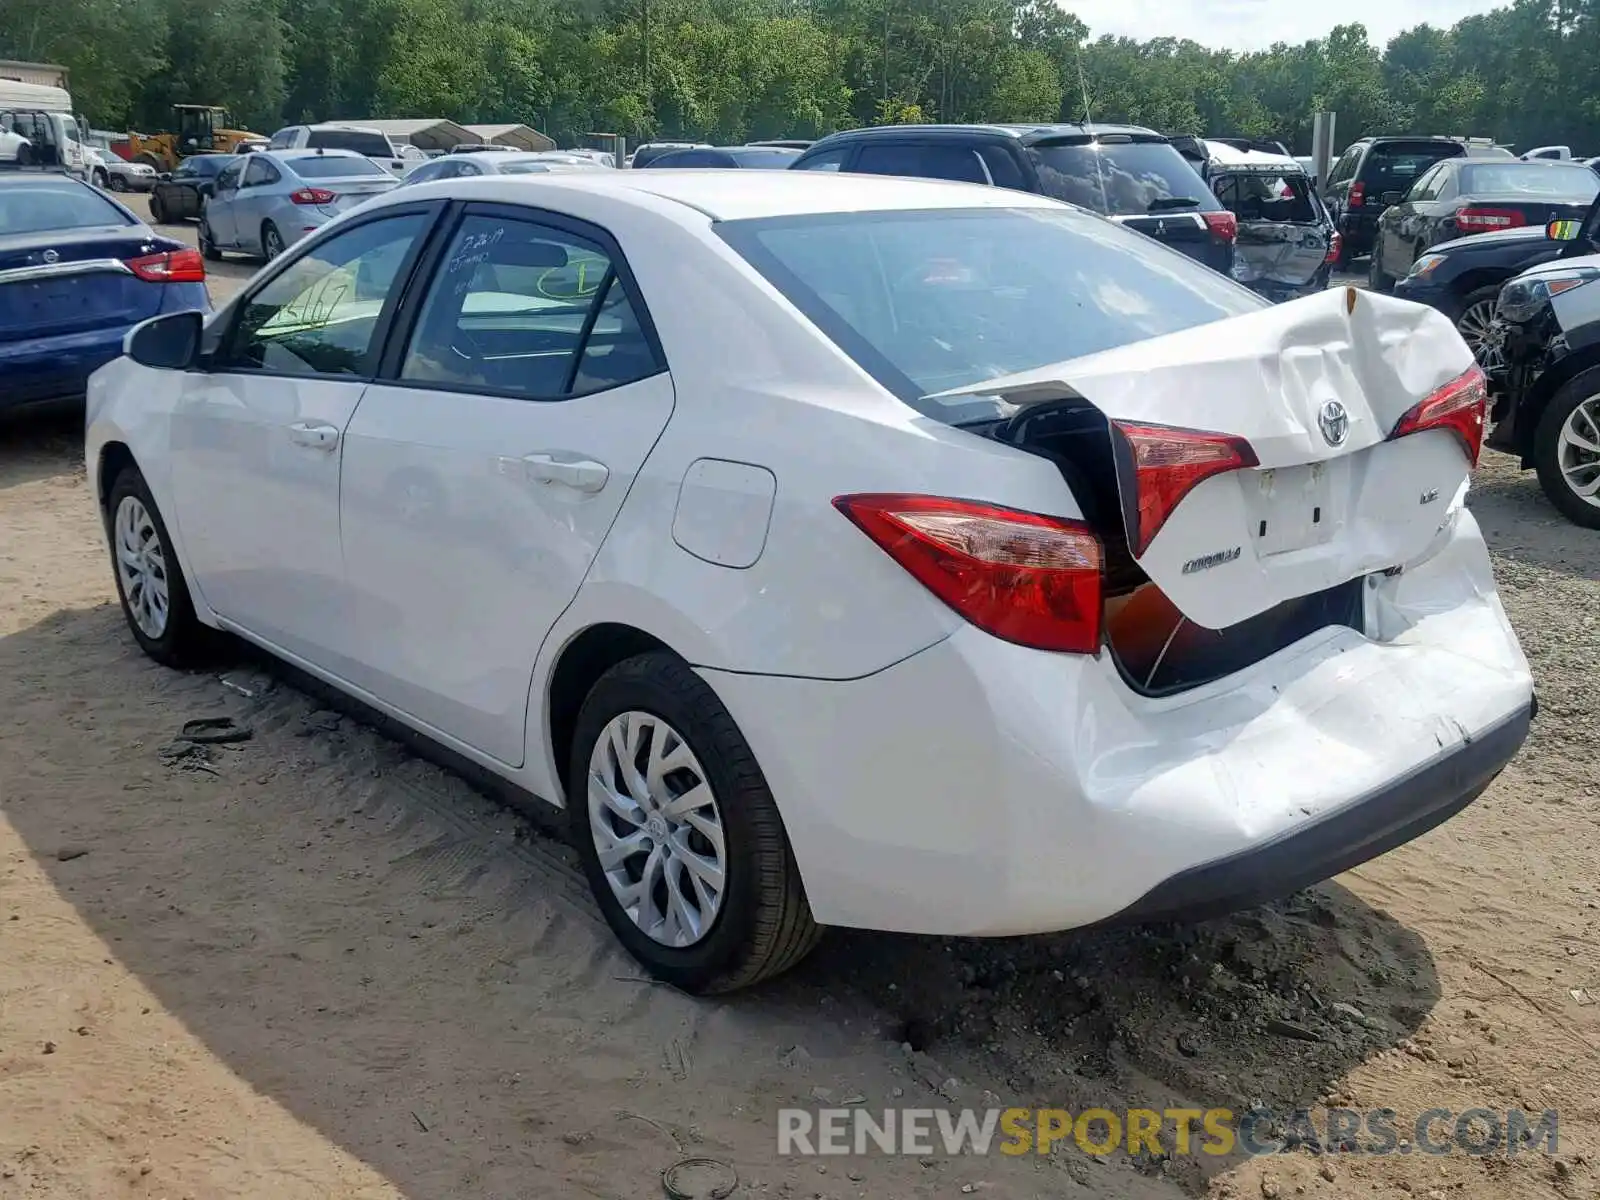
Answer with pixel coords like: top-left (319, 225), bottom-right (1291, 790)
top-left (789, 124), bottom-right (1235, 275)
top-left (1321, 136), bottom-right (1467, 265)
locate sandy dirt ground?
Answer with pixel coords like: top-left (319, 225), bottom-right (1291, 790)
top-left (0, 229), bottom-right (1596, 1198)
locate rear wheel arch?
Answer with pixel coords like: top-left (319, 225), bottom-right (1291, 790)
top-left (547, 623), bottom-right (674, 800)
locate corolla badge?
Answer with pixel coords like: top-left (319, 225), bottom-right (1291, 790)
top-left (41, 249), bottom-right (59, 265)
top-left (1318, 399), bottom-right (1350, 447)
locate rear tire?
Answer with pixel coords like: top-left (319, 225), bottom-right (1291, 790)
top-left (262, 221), bottom-right (284, 261)
top-left (105, 465), bottom-right (216, 667)
top-left (92, 168), bottom-right (108, 189)
top-left (148, 194), bottom-right (166, 224)
top-left (1532, 367), bottom-right (1600, 530)
top-left (568, 651), bottom-right (822, 994)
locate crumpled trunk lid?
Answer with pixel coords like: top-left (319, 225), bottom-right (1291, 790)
top-left (934, 287), bottom-right (1478, 632)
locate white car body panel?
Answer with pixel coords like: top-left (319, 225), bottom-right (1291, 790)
top-left (85, 170), bottom-right (1534, 941)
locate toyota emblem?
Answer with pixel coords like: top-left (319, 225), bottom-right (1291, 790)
top-left (41, 248), bottom-right (59, 265)
top-left (1318, 399), bottom-right (1350, 447)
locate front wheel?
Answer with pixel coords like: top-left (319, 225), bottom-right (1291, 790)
top-left (1532, 367), bottom-right (1600, 529)
top-left (568, 652), bottom-right (822, 994)
top-left (105, 465), bottom-right (216, 666)
top-left (198, 214), bottom-right (222, 261)
top-left (1454, 285), bottom-right (1504, 375)
top-left (108, 172), bottom-right (128, 192)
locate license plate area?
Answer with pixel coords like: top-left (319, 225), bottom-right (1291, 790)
top-left (1250, 463), bottom-right (1336, 556)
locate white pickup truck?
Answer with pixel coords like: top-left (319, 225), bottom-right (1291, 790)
top-left (0, 80), bottom-right (96, 181)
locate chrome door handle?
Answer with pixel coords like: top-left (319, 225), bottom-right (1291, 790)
top-left (522, 452), bottom-right (609, 493)
top-left (288, 421), bottom-right (340, 451)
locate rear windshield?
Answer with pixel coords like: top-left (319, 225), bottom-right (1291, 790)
top-left (719, 206), bottom-right (1263, 423)
top-left (1360, 144), bottom-right (1460, 190)
top-left (1461, 162), bottom-right (1599, 200)
top-left (0, 182), bottom-right (129, 234)
top-left (1211, 170), bottom-right (1317, 223)
top-left (306, 129), bottom-right (394, 158)
top-left (289, 154), bottom-right (389, 179)
top-left (1030, 141), bottom-right (1221, 216)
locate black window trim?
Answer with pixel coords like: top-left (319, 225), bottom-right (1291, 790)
top-left (371, 199), bottom-right (669, 404)
top-left (201, 199), bottom-right (451, 383)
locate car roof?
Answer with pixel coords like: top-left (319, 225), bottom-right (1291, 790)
top-left (808, 122), bottom-right (1164, 147)
top-left (376, 168), bottom-right (1064, 222)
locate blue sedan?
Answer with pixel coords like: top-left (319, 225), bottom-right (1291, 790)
top-left (0, 172), bottom-right (209, 412)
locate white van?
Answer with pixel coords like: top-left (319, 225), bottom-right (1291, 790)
top-left (0, 79), bottom-right (95, 180)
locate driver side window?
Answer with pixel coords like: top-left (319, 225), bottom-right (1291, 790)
top-left (214, 213), bottom-right (429, 377)
top-left (398, 214), bottom-right (661, 400)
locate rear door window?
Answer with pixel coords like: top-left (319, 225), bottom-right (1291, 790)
top-left (853, 143), bottom-right (990, 185)
top-left (1358, 144), bottom-right (1461, 194)
top-left (1030, 141), bottom-right (1217, 216)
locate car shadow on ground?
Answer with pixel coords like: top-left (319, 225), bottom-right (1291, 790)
top-left (1467, 450), bottom-right (1599, 579)
top-left (0, 596), bottom-right (1441, 1198)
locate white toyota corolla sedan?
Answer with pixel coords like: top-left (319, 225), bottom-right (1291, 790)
top-left (86, 170), bottom-right (1535, 993)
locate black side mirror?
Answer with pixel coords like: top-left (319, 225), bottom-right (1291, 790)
top-left (1380, 191), bottom-right (1403, 206)
top-left (126, 310), bottom-right (202, 370)
top-left (157, 172), bottom-right (172, 182)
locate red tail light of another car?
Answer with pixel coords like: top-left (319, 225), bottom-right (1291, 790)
top-left (125, 248), bottom-right (205, 283)
top-left (1111, 422), bottom-right (1259, 557)
top-left (1388, 364), bottom-right (1488, 467)
top-left (832, 494), bottom-right (1103, 654)
top-left (1348, 181), bottom-right (1366, 208)
top-left (1202, 211), bottom-right (1238, 242)
top-left (1324, 230), bottom-right (1343, 264)
top-left (289, 187), bottom-right (337, 205)
top-left (1455, 207), bottom-right (1527, 233)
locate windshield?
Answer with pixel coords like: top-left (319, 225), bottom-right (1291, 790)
top-left (1030, 141), bottom-right (1220, 217)
top-left (306, 129), bottom-right (395, 157)
top-left (719, 206), bottom-right (1264, 422)
top-left (289, 154), bottom-right (388, 179)
top-left (1461, 163), bottom-right (1599, 200)
top-left (0, 181), bottom-right (130, 234)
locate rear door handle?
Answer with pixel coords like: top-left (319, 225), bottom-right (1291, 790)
top-left (288, 421), bottom-right (340, 451)
top-left (522, 452), bottom-right (609, 493)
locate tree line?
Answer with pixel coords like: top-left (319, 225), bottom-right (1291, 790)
top-left (4, 0), bottom-right (1596, 155)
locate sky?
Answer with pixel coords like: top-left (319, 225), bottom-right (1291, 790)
top-left (1063, 0), bottom-right (1507, 52)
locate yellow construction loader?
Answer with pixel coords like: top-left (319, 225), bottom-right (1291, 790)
top-left (127, 104), bottom-right (263, 171)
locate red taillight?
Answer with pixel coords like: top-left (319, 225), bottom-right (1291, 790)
top-left (1348, 181), bottom-right (1365, 208)
top-left (1202, 211), bottom-right (1238, 243)
top-left (1112, 422), bottom-right (1259, 557)
top-left (289, 187), bottom-right (337, 205)
top-left (1324, 230), bottom-right (1343, 264)
top-left (1388, 364), bottom-right (1488, 467)
top-left (1455, 207), bottom-right (1527, 233)
top-left (125, 247), bottom-right (205, 283)
top-left (832, 494), bottom-right (1103, 653)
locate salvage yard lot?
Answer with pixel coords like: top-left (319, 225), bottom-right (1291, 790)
top-left (0, 280), bottom-right (1597, 1197)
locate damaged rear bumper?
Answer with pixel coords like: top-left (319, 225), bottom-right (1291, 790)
top-left (1102, 700), bottom-right (1530, 926)
top-left (701, 507), bottom-right (1533, 938)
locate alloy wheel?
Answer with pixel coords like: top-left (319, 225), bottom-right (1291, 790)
top-left (586, 710), bottom-right (727, 949)
top-left (263, 225), bottom-right (283, 260)
top-left (1556, 393), bottom-right (1600, 511)
top-left (1457, 300), bottom-right (1505, 375)
top-left (114, 495), bottom-right (170, 639)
